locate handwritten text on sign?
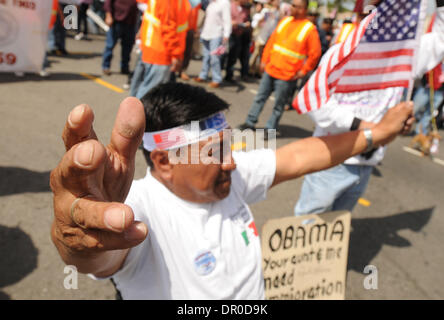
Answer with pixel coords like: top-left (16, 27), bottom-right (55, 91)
top-left (261, 211), bottom-right (351, 300)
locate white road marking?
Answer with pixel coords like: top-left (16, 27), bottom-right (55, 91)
top-left (403, 146), bottom-right (444, 167)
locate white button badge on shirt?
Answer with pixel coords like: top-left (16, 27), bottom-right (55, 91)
top-left (194, 250), bottom-right (217, 276)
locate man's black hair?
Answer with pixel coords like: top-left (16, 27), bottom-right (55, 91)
top-left (140, 83), bottom-right (230, 168)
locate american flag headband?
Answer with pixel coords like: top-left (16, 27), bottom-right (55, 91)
top-left (143, 112), bottom-right (229, 152)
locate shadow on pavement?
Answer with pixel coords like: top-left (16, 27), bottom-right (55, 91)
top-left (276, 124), bottom-right (313, 140)
top-left (52, 52), bottom-right (103, 60)
top-left (347, 207), bottom-right (434, 272)
top-left (0, 72), bottom-right (101, 84)
top-left (219, 80), bottom-right (246, 93)
top-left (371, 166), bottom-right (383, 177)
top-left (0, 225), bottom-right (39, 300)
top-left (0, 167), bottom-right (51, 196)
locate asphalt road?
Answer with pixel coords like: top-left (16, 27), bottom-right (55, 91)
top-left (0, 34), bottom-right (443, 300)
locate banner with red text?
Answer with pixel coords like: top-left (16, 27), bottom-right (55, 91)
top-left (0, 0), bottom-right (52, 73)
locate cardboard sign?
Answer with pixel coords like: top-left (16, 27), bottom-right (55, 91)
top-left (0, 0), bottom-right (52, 73)
top-left (261, 211), bottom-right (351, 300)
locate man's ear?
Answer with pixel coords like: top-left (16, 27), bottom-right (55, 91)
top-left (150, 150), bottom-right (174, 181)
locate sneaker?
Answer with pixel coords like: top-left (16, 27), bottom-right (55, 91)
top-left (39, 69), bottom-right (50, 77)
top-left (208, 82), bottom-right (220, 88)
top-left (103, 69), bottom-right (111, 76)
top-left (120, 69), bottom-right (130, 75)
top-left (237, 123), bottom-right (255, 131)
top-left (74, 32), bottom-right (84, 40)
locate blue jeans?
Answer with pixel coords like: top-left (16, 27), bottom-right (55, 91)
top-left (129, 54), bottom-right (171, 99)
top-left (294, 164), bottom-right (373, 216)
top-left (47, 28), bottom-right (56, 51)
top-left (102, 22), bottom-right (136, 71)
top-left (199, 37), bottom-right (223, 83)
top-left (413, 85), bottom-right (444, 134)
top-left (245, 72), bottom-right (295, 129)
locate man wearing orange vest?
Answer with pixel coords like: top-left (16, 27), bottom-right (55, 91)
top-left (238, 0), bottom-right (321, 134)
top-left (333, 0), bottom-right (368, 45)
top-left (179, 1), bottom-right (201, 81)
top-left (130, 0), bottom-right (189, 99)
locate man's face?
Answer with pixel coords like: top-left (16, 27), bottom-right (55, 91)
top-left (291, 0), bottom-right (307, 19)
top-left (168, 130), bottom-right (237, 203)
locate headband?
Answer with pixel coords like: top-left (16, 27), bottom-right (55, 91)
top-left (143, 112), bottom-right (229, 151)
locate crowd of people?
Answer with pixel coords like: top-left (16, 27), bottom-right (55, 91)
top-left (45, 0), bottom-right (444, 300)
top-left (44, 0), bottom-right (444, 134)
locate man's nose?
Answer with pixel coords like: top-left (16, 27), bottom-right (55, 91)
top-left (221, 152), bottom-right (236, 171)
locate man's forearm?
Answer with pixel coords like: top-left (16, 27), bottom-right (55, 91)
top-left (272, 129), bottom-right (377, 186)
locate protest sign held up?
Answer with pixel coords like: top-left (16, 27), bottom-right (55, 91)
top-left (262, 211), bottom-right (351, 300)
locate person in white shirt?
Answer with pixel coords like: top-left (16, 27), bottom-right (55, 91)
top-left (194, 0), bottom-right (232, 88)
top-left (50, 82), bottom-right (413, 299)
top-left (294, 0), bottom-right (444, 216)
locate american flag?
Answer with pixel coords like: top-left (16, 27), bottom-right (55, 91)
top-left (293, 0), bottom-right (427, 114)
top-left (153, 128), bottom-right (187, 150)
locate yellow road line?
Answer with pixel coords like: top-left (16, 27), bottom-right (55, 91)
top-left (231, 142), bottom-right (246, 151)
top-left (79, 72), bottom-right (125, 93)
top-left (358, 198), bottom-right (371, 207)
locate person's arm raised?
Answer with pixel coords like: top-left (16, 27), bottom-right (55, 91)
top-left (271, 101), bottom-right (414, 187)
top-left (50, 98), bottom-right (148, 277)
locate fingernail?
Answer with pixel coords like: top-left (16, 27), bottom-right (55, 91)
top-left (74, 142), bottom-right (94, 167)
top-left (124, 223), bottom-right (147, 241)
top-left (68, 105), bottom-right (85, 128)
top-left (104, 208), bottom-right (125, 232)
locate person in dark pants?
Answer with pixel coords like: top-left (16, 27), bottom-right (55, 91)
top-left (225, 0), bottom-right (252, 82)
top-left (75, 0), bottom-right (93, 40)
top-left (102, 0), bottom-right (138, 75)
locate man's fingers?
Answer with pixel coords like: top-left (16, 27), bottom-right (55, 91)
top-left (62, 104), bottom-right (98, 151)
top-left (70, 197), bottom-right (135, 233)
top-left (54, 139), bottom-right (107, 197)
top-left (109, 97), bottom-right (145, 161)
top-left (56, 221), bottom-right (148, 252)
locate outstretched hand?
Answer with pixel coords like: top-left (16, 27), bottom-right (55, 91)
top-left (50, 98), bottom-right (148, 273)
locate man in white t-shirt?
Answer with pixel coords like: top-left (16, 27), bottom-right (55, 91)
top-left (50, 83), bottom-right (413, 299)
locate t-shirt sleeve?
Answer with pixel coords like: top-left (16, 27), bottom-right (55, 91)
top-left (232, 149), bottom-right (276, 205)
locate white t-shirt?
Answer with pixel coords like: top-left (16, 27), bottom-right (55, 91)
top-left (200, 0), bottom-right (232, 41)
top-left (109, 149), bottom-right (276, 299)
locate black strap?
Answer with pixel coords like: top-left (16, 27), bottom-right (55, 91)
top-left (110, 278), bottom-right (123, 300)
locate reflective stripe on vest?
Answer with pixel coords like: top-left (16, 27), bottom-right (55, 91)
top-left (296, 21), bottom-right (314, 42)
top-left (143, 11), bottom-right (160, 27)
top-left (272, 44), bottom-right (307, 60)
top-left (144, 0), bottom-right (158, 47)
top-left (276, 16), bottom-right (294, 34)
top-left (177, 21), bottom-right (189, 33)
top-left (337, 23), bottom-right (354, 43)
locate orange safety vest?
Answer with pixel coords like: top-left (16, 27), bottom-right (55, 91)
top-left (49, 0), bottom-right (58, 29)
top-left (335, 22), bottom-right (356, 44)
top-left (140, 0), bottom-right (189, 66)
top-left (187, 4), bottom-right (201, 32)
top-left (262, 17), bottom-right (322, 81)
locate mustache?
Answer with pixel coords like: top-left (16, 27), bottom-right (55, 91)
top-left (216, 172), bottom-right (232, 183)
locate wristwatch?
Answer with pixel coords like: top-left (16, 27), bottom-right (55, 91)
top-left (363, 129), bottom-right (374, 153)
